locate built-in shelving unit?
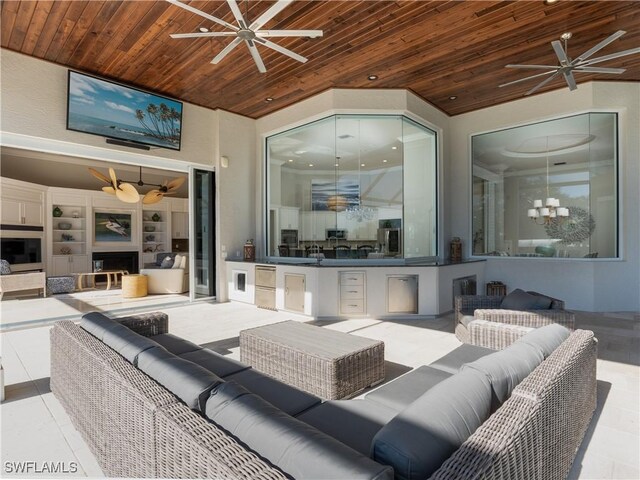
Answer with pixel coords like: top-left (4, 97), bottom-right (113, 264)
top-left (142, 206), bottom-right (169, 264)
top-left (49, 199), bottom-right (90, 276)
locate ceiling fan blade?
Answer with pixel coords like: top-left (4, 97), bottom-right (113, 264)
top-left (246, 40), bottom-right (267, 73)
top-left (226, 0), bottom-right (248, 28)
top-left (88, 167), bottom-right (111, 184)
top-left (581, 46), bottom-right (640, 66)
top-left (574, 30), bottom-right (626, 64)
top-left (254, 37), bottom-right (307, 63)
top-left (505, 64), bottom-right (559, 70)
top-left (498, 70), bottom-right (557, 88)
top-left (249, 0), bottom-right (294, 31)
top-left (551, 40), bottom-right (570, 65)
top-left (143, 190), bottom-right (164, 205)
top-left (165, 0), bottom-right (238, 32)
top-left (574, 66), bottom-right (626, 74)
top-left (170, 32), bottom-right (237, 39)
top-left (102, 186), bottom-right (116, 195)
top-left (108, 167), bottom-right (119, 187)
top-left (166, 177), bottom-right (186, 191)
top-left (115, 182), bottom-right (140, 203)
top-left (256, 30), bottom-right (323, 38)
top-left (525, 71), bottom-right (561, 96)
top-left (211, 37), bottom-right (243, 64)
top-left (562, 70), bottom-right (577, 91)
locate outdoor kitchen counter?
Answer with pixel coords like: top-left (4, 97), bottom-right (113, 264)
top-left (226, 259), bottom-right (485, 319)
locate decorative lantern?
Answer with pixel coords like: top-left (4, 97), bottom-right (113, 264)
top-left (450, 237), bottom-right (462, 263)
top-left (243, 239), bottom-right (256, 262)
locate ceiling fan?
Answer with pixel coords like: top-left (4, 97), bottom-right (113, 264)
top-left (166, 0), bottom-right (323, 73)
top-left (499, 30), bottom-right (640, 95)
top-left (88, 167), bottom-right (185, 204)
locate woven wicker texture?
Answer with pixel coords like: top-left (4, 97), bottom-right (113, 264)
top-left (51, 319), bottom-right (286, 479)
top-left (430, 330), bottom-right (597, 480)
top-left (469, 320), bottom-right (534, 350)
top-left (118, 311), bottom-right (168, 337)
top-left (240, 320), bottom-right (385, 400)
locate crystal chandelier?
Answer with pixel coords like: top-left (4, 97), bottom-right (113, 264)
top-left (346, 204), bottom-right (375, 222)
top-left (527, 137), bottom-right (570, 225)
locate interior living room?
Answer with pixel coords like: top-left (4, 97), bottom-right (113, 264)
top-left (1, 1), bottom-right (638, 479)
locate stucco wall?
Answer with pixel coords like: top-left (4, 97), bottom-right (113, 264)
top-left (449, 83), bottom-right (640, 311)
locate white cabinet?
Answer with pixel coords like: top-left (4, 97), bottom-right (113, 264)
top-left (171, 212), bottom-right (188, 239)
top-left (284, 274), bottom-right (305, 313)
top-left (300, 212), bottom-right (335, 241)
top-left (339, 271), bottom-right (366, 315)
top-left (0, 185), bottom-right (44, 227)
top-left (52, 254), bottom-right (89, 276)
top-left (337, 213), bottom-right (377, 241)
top-left (279, 206), bottom-right (299, 230)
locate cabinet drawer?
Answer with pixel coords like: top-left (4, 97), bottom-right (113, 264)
top-left (340, 272), bottom-right (364, 286)
top-left (340, 285), bottom-right (365, 299)
top-left (340, 298), bottom-right (365, 314)
top-left (255, 286), bottom-right (276, 310)
top-left (255, 266), bottom-right (276, 288)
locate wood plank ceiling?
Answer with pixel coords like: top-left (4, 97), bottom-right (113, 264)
top-left (2, 1), bottom-right (639, 118)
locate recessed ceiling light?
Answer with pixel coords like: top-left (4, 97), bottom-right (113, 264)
top-left (308, 163), bottom-right (314, 167)
top-left (288, 159), bottom-right (293, 162)
top-left (449, 95), bottom-right (458, 100)
top-left (334, 163), bottom-right (339, 167)
top-left (361, 163), bottom-right (365, 167)
top-left (391, 146), bottom-right (398, 150)
top-left (199, 27), bottom-right (209, 33)
top-left (367, 74), bottom-right (378, 81)
top-left (383, 159), bottom-right (388, 163)
top-left (544, 0), bottom-right (559, 4)
top-left (265, 97), bottom-right (274, 102)
top-left (294, 150), bottom-right (306, 155)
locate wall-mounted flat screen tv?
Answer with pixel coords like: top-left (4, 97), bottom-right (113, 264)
top-left (67, 70), bottom-right (183, 151)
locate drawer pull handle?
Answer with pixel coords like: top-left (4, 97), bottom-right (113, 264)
top-left (349, 304), bottom-right (358, 307)
top-left (348, 290), bottom-right (358, 293)
top-left (348, 277), bottom-right (358, 280)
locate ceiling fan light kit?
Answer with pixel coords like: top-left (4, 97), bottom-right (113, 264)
top-left (500, 30), bottom-right (640, 95)
top-left (89, 167), bottom-right (185, 205)
top-left (166, 0), bottom-right (323, 73)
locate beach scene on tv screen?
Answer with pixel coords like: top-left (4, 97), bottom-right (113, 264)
top-left (68, 72), bottom-right (181, 150)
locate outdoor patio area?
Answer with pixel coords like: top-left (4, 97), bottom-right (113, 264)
top-left (0, 301), bottom-right (638, 479)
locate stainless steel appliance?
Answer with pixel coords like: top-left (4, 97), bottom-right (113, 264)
top-left (280, 229), bottom-right (298, 246)
top-left (255, 265), bottom-right (276, 310)
top-left (377, 228), bottom-right (402, 256)
top-left (326, 229), bottom-right (348, 240)
top-left (387, 275), bottom-right (418, 314)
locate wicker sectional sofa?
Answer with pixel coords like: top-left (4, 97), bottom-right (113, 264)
top-left (50, 312), bottom-right (597, 479)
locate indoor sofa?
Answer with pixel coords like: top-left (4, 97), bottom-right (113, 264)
top-left (50, 312), bottom-right (597, 479)
top-left (140, 252), bottom-right (189, 294)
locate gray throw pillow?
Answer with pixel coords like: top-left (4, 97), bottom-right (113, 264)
top-left (160, 256), bottom-right (174, 269)
top-left (0, 260), bottom-right (11, 275)
top-left (500, 288), bottom-right (540, 310)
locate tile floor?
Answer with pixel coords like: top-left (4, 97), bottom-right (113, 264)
top-left (1, 301), bottom-right (638, 479)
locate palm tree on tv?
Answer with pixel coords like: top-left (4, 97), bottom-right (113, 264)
top-left (135, 103), bottom-right (180, 145)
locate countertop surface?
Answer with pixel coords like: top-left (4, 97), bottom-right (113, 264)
top-left (226, 258), bottom-right (485, 268)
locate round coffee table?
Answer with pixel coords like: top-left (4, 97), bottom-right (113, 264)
top-left (122, 274), bottom-right (148, 298)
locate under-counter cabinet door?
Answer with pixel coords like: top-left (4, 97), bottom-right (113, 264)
top-left (339, 271), bottom-right (366, 315)
top-left (284, 274), bottom-right (305, 313)
top-left (387, 275), bottom-right (418, 314)
top-left (52, 256), bottom-right (71, 276)
top-left (69, 255), bottom-right (89, 274)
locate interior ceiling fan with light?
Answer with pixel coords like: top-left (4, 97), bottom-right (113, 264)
top-left (88, 167), bottom-right (185, 205)
top-left (499, 30), bottom-right (640, 95)
top-left (166, 0), bottom-right (323, 73)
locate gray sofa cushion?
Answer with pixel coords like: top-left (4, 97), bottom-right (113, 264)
top-left (365, 366), bottom-right (452, 412)
top-left (429, 343), bottom-right (495, 374)
top-left (80, 312), bottom-right (161, 365)
top-left (206, 382), bottom-right (393, 480)
top-left (151, 333), bottom-right (202, 355)
top-left (516, 323), bottom-right (571, 358)
top-left (80, 312), bottom-right (122, 340)
top-left (297, 399), bottom-right (398, 456)
top-left (225, 368), bottom-right (321, 416)
top-left (137, 347), bottom-right (222, 412)
top-left (180, 349), bottom-right (249, 378)
top-left (461, 342), bottom-right (543, 411)
top-left (500, 288), bottom-right (543, 310)
top-left (371, 369), bottom-right (493, 480)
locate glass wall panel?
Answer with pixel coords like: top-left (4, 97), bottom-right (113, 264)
top-left (267, 115), bottom-right (438, 261)
top-left (192, 169), bottom-right (215, 298)
top-left (471, 112), bottom-right (617, 258)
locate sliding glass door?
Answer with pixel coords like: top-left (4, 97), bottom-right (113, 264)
top-left (191, 169), bottom-right (216, 299)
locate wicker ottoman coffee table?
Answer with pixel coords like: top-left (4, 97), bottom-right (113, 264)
top-left (240, 320), bottom-right (385, 400)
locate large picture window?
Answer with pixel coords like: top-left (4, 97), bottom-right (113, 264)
top-left (471, 112), bottom-right (618, 259)
top-left (266, 115), bottom-right (437, 261)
